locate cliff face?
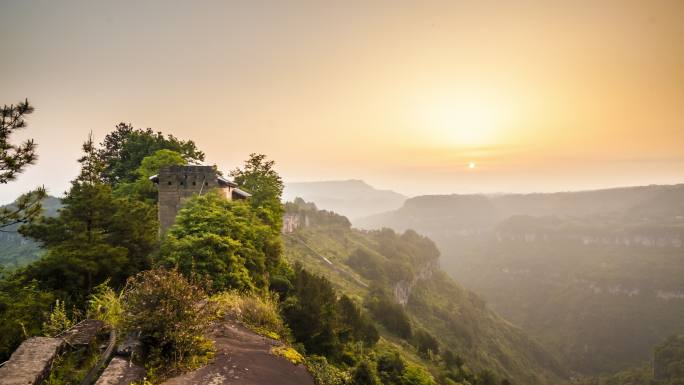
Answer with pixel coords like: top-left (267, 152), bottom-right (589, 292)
top-left (394, 260), bottom-right (438, 305)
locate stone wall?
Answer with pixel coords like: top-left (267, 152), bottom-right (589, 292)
top-left (157, 165), bottom-right (227, 233)
top-left (0, 337), bottom-right (64, 385)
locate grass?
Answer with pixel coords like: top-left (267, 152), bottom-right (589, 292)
top-left (270, 345), bottom-right (305, 365)
top-left (210, 290), bottom-right (288, 340)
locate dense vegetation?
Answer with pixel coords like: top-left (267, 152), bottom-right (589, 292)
top-left (1, 119), bottom-right (527, 385)
top-left (357, 187), bottom-right (684, 375)
top-left (284, 200), bottom-right (568, 385)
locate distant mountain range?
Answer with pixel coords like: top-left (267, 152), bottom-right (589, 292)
top-left (283, 180), bottom-right (407, 221)
top-left (355, 183), bottom-right (684, 375)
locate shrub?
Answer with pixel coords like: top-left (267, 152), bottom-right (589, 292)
top-left (121, 268), bottom-right (214, 372)
top-left (210, 290), bottom-right (287, 339)
top-left (306, 355), bottom-right (352, 385)
top-left (87, 281), bottom-right (123, 329)
top-left (401, 363), bottom-right (436, 385)
top-left (365, 291), bottom-right (412, 339)
top-left (43, 299), bottom-right (75, 337)
top-left (270, 345), bottom-right (305, 365)
top-left (413, 328), bottom-right (439, 357)
top-left (352, 360), bottom-right (380, 385)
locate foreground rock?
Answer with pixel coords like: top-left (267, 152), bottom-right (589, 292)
top-left (162, 321), bottom-right (314, 385)
top-left (0, 337), bottom-right (64, 385)
top-left (94, 357), bottom-right (146, 385)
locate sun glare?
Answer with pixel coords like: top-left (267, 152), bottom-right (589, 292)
top-left (420, 95), bottom-right (509, 147)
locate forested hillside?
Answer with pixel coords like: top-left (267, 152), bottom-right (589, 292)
top-left (0, 196), bottom-right (61, 270)
top-left (283, 200), bottom-right (568, 385)
top-left (356, 185), bottom-right (684, 375)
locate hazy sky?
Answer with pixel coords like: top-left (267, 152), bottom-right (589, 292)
top-left (1, 0), bottom-right (683, 202)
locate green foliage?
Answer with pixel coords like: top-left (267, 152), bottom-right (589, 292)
top-left (114, 149), bottom-right (187, 203)
top-left (413, 329), bottom-right (439, 357)
top-left (121, 268), bottom-right (214, 372)
top-left (210, 290), bottom-right (287, 339)
top-left (352, 360), bottom-right (381, 385)
top-left (87, 281), bottom-right (123, 329)
top-left (365, 290), bottom-right (412, 339)
top-left (231, 153), bottom-right (284, 231)
top-left (283, 264), bottom-right (343, 357)
top-left (401, 363), bottom-right (436, 385)
top-left (0, 187), bottom-right (47, 231)
top-left (159, 191), bottom-right (282, 292)
top-left (42, 299), bottom-right (75, 337)
top-left (377, 351), bottom-right (406, 385)
top-left (283, 203), bottom-right (568, 385)
top-left (19, 136), bottom-right (158, 301)
top-left (271, 345), bottom-right (306, 365)
top-left (655, 335), bottom-right (684, 384)
top-left (0, 99), bottom-right (37, 184)
top-left (281, 264), bottom-right (379, 361)
top-left (20, 184), bottom-right (157, 300)
top-left (98, 123), bottom-right (204, 185)
top-left (306, 355), bottom-right (352, 385)
top-left (0, 277), bottom-right (54, 361)
top-left (338, 295), bottom-right (380, 346)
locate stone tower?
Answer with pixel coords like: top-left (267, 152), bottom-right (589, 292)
top-left (150, 165), bottom-right (250, 233)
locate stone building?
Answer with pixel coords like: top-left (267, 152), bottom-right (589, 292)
top-left (150, 165), bottom-right (250, 233)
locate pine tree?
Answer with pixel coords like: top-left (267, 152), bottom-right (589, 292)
top-left (1, 99), bottom-right (37, 184)
top-left (0, 99), bottom-right (46, 230)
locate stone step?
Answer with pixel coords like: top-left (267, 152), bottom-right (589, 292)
top-left (60, 319), bottom-right (106, 347)
top-left (0, 337), bottom-right (64, 385)
top-left (94, 357), bottom-right (146, 385)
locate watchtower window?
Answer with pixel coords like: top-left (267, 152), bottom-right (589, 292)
top-left (192, 181), bottom-right (196, 186)
top-left (180, 181), bottom-right (184, 186)
top-left (167, 181), bottom-right (172, 185)
top-left (205, 182), bottom-right (209, 186)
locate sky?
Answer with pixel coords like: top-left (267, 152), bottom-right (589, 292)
top-left (1, 0), bottom-right (683, 202)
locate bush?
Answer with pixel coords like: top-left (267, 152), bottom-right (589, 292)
top-left (352, 360), bottom-right (380, 385)
top-left (365, 291), bottom-right (412, 339)
top-left (121, 268), bottom-right (214, 372)
top-left (306, 355), bottom-right (351, 385)
top-left (87, 281), bottom-right (123, 329)
top-left (413, 328), bottom-right (439, 357)
top-left (43, 299), bottom-right (76, 337)
top-left (210, 290), bottom-right (287, 340)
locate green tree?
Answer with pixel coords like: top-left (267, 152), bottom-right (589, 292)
top-left (377, 351), bottom-right (406, 385)
top-left (158, 191), bottom-right (282, 292)
top-left (114, 149), bottom-right (187, 203)
top-left (352, 360), bottom-right (380, 385)
top-left (282, 265), bottom-right (341, 358)
top-left (1, 99), bottom-right (37, 183)
top-left (337, 295), bottom-right (379, 347)
top-left (0, 276), bottom-right (54, 361)
top-left (98, 123), bottom-right (204, 185)
top-left (1, 99), bottom-right (46, 230)
top-left (20, 135), bottom-right (158, 301)
top-left (230, 153), bottom-right (284, 231)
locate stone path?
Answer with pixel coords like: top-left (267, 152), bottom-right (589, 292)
top-left (0, 337), bottom-right (63, 385)
top-left (161, 321), bottom-right (314, 385)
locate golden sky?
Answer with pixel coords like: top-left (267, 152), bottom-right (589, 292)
top-left (1, 0), bottom-right (683, 201)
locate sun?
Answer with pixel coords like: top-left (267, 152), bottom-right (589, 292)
top-left (468, 162), bottom-right (476, 169)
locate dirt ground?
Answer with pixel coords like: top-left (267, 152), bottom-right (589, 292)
top-left (161, 321), bottom-right (314, 385)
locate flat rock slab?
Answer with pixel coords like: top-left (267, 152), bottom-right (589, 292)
top-left (94, 357), bottom-right (145, 385)
top-left (0, 337), bottom-right (64, 385)
top-left (161, 321), bottom-right (314, 385)
top-left (62, 319), bottom-right (105, 347)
